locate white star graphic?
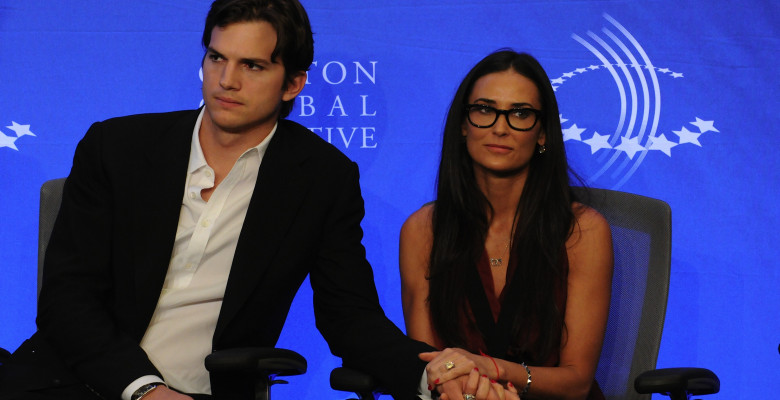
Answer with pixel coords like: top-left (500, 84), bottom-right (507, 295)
top-left (6, 121), bottom-right (36, 137)
top-left (690, 117), bottom-right (719, 133)
top-left (588, 65), bottom-right (600, 70)
top-left (648, 133), bottom-right (678, 157)
top-left (671, 72), bottom-right (684, 78)
top-left (562, 72), bottom-right (576, 78)
top-left (657, 68), bottom-right (671, 73)
top-left (583, 131), bottom-right (612, 154)
top-left (559, 114), bottom-right (568, 124)
top-left (575, 68), bottom-right (587, 74)
top-left (0, 131), bottom-right (19, 150)
top-left (551, 77), bottom-right (565, 85)
top-left (673, 126), bottom-right (702, 146)
top-left (562, 124), bottom-right (586, 142)
top-left (614, 135), bottom-right (645, 159)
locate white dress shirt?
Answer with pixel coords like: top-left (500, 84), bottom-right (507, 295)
top-left (122, 109), bottom-right (277, 399)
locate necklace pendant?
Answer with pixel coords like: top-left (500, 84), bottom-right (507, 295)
top-left (489, 258), bottom-right (502, 267)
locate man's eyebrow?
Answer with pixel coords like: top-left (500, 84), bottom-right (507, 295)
top-left (206, 47), bottom-right (275, 65)
top-left (240, 57), bottom-right (274, 66)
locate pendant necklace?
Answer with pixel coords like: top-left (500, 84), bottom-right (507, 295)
top-left (489, 241), bottom-right (510, 267)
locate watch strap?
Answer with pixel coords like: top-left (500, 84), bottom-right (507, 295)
top-left (131, 382), bottom-right (165, 400)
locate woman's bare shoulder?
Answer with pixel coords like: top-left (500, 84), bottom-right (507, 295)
top-left (572, 201), bottom-right (610, 232)
top-left (402, 202), bottom-right (435, 236)
top-left (568, 201), bottom-right (613, 260)
top-left (400, 203), bottom-right (435, 279)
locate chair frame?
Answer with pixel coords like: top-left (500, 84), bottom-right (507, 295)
top-left (579, 187), bottom-right (671, 400)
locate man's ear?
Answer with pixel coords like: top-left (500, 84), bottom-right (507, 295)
top-left (282, 71), bottom-right (307, 101)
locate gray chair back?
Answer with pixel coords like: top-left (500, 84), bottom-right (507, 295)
top-left (574, 188), bottom-right (671, 400)
top-left (37, 178), bottom-right (66, 299)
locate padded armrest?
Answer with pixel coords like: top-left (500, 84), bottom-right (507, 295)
top-left (330, 367), bottom-right (389, 397)
top-left (330, 367), bottom-right (378, 392)
top-left (635, 367), bottom-right (719, 396)
top-left (0, 347), bottom-right (11, 361)
top-left (205, 347), bottom-right (307, 377)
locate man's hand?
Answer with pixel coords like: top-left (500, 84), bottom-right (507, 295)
top-left (143, 385), bottom-right (194, 400)
top-left (461, 368), bottom-right (520, 400)
top-left (435, 374), bottom-right (468, 400)
top-left (436, 369), bottom-right (520, 400)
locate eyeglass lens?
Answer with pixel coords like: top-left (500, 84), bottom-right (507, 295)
top-left (468, 105), bottom-right (538, 131)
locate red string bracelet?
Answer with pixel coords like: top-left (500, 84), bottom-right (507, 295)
top-left (479, 350), bottom-right (500, 381)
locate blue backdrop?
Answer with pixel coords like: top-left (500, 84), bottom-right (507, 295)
top-left (1, 1), bottom-right (778, 398)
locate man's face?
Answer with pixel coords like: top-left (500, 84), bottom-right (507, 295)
top-left (201, 20), bottom-right (303, 137)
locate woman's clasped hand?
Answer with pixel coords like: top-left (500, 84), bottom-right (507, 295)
top-left (421, 349), bottom-right (520, 400)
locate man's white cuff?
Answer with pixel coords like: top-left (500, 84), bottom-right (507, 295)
top-left (418, 369), bottom-right (433, 400)
top-left (121, 375), bottom-right (165, 400)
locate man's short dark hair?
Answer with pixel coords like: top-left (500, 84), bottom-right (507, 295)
top-left (202, 0), bottom-right (314, 118)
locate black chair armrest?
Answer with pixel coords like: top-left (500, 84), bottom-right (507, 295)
top-left (0, 347), bottom-right (11, 361)
top-left (205, 347), bottom-right (307, 377)
top-left (635, 367), bottom-right (719, 398)
top-left (330, 367), bottom-right (388, 400)
top-left (205, 348), bottom-right (307, 400)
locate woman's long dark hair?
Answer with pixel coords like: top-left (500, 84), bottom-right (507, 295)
top-left (428, 50), bottom-right (579, 364)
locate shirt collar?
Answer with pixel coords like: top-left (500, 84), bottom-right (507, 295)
top-left (188, 108), bottom-right (279, 174)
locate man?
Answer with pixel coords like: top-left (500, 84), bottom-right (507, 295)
top-left (0, 1), bottom-right (432, 399)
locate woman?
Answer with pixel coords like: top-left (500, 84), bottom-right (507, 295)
top-left (400, 50), bottom-right (613, 400)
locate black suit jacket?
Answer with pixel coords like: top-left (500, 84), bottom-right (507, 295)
top-left (5, 109), bottom-right (430, 399)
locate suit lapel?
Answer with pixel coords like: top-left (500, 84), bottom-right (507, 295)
top-left (131, 110), bottom-right (199, 327)
top-left (214, 121), bottom-right (313, 340)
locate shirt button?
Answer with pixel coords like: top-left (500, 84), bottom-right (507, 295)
top-left (184, 263), bottom-right (193, 270)
top-left (189, 192), bottom-right (196, 199)
top-left (201, 219), bottom-right (210, 227)
top-left (205, 170), bottom-right (213, 178)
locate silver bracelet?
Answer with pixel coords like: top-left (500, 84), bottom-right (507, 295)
top-left (520, 362), bottom-right (532, 398)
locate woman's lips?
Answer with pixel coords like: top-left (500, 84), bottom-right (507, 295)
top-left (485, 144), bottom-right (512, 153)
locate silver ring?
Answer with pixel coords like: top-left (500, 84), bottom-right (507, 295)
top-left (463, 394), bottom-right (476, 400)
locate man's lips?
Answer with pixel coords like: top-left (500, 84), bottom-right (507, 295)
top-left (215, 96), bottom-right (242, 106)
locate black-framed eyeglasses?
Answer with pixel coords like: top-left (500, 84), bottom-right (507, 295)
top-left (465, 104), bottom-right (542, 131)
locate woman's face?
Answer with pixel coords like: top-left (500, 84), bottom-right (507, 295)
top-left (462, 69), bottom-right (545, 178)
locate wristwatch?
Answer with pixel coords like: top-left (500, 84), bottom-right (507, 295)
top-left (131, 382), bottom-right (165, 400)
